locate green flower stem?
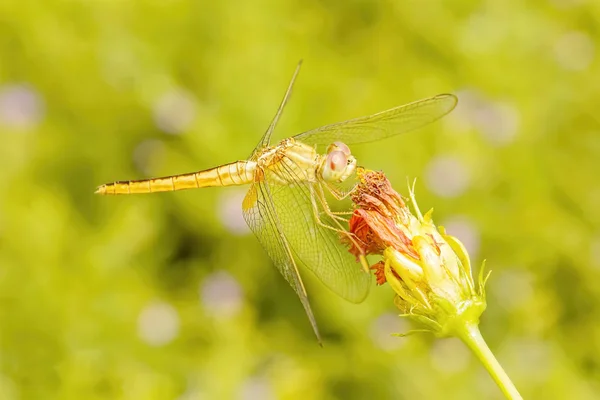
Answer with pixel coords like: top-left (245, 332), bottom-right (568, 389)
top-left (455, 323), bottom-right (522, 400)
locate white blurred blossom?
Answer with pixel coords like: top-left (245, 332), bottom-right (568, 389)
top-left (442, 216), bottom-right (481, 260)
top-left (0, 83), bottom-right (44, 130)
top-left (137, 300), bottom-right (180, 346)
top-left (239, 377), bottom-right (275, 400)
top-left (218, 190), bottom-right (251, 235)
top-left (425, 155), bottom-right (471, 198)
top-left (200, 271), bottom-right (244, 318)
top-left (554, 31), bottom-right (595, 71)
top-left (153, 88), bottom-right (197, 134)
top-left (449, 89), bottom-right (519, 147)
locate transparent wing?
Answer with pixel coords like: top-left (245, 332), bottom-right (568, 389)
top-left (242, 181), bottom-right (322, 342)
top-left (293, 93), bottom-right (458, 146)
top-left (273, 164), bottom-right (371, 303)
top-left (250, 61), bottom-right (303, 158)
top-left (247, 157), bottom-right (372, 304)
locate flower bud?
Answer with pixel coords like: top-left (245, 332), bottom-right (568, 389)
top-left (346, 168), bottom-right (488, 337)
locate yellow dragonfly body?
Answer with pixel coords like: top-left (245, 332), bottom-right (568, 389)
top-left (96, 138), bottom-right (322, 194)
top-left (96, 62), bottom-right (458, 342)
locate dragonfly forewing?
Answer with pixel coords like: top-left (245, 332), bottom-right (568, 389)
top-left (251, 61), bottom-right (303, 158)
top-left (294, 93), bottom-right (458, 147)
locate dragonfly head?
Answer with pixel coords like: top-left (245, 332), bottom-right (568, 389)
top-left (321, 141), bottom-right (357, 183)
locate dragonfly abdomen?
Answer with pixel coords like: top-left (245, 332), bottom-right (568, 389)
top-left (95, 161), bottom-right (256, 195)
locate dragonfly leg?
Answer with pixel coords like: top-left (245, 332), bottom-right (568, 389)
top-left (324, 182), bottom-right (358, 201)
top-left (328, 210), bottom-right (354, 216)
top-left (313, 183), bottom-right (356, 220)
top-left (320, 210), bottom-right (350, 222)
top-left (309, 185), bottom-right (351, 232)
top-left (311, 195), bottom-right (350, 222)
top-left (310, 200), bottom-right (348, 233)
top-left (320, 182), bottom-right (361, 217)
top-left (310, 184), bottom-right (370, 273)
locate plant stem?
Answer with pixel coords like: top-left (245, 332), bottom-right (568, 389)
top-left (455, 323), bottom-right (522, 400)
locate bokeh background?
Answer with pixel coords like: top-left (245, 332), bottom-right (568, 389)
top-left (1, 0), bottom-right (599, 399)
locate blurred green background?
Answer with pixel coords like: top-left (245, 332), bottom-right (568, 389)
top-left (1, 0), bottom-right (599, 399)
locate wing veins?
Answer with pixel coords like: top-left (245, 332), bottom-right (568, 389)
top-left (244, 176), bottom-right (322, 342)
top-left (293, 93), bottom-right (458, 146)
top-left (250, 61), bottom-right (303, 158)
top-left (265, 154), bottom-right (370, 303)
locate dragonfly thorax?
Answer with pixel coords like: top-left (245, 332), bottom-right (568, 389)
top-left (319, 141), bottom-right (357, 183)
top-left (253, 139), bottom-right (356, 186)
top-left (254, 138), bottom-right (320, 185)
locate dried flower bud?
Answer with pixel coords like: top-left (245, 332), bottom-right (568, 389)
top-left (346, 168), bottom-right (489, 337)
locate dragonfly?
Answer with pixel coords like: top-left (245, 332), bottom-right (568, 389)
top-left (96, 62), bottom-right (458, 343)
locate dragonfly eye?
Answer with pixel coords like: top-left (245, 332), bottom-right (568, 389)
top-left (328, 151), bottom-right (347, 172)
top-left (327, 141), bottom-right (351, 157)
top-left (323, 150), bottom-right (350, 181)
